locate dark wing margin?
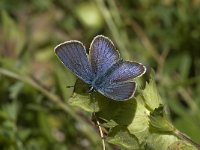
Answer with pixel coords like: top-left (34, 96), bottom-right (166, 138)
top-left (98, 82), bottom-right (136, 101)
top-left (89, 35), bottom-right (120, 77)
top-left (54, 41), bottom-right (93, 84)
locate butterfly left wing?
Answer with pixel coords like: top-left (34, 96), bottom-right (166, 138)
top-left (55, 41), bottom-right (93, 84)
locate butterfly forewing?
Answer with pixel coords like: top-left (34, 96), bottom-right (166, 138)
top-left (55, 41), bottom-right (93, 84)
top-left (89, 35), bottom-right (120, 77)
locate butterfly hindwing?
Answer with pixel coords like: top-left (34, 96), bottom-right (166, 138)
top-left (99, 81), bottom-right (136, 100)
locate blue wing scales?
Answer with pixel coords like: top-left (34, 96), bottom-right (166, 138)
top-left (55, 41), bottom-right (93, 84)
top-left (95, 60), bottom-right (146, 100)
top-left (108, 61), bottom-right (146, 83)
top-left (99, 82), bottom-right (136, 100)
top-left (89, 35), bottom-right (120, 77)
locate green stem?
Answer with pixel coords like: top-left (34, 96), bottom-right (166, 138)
top-left (95, 0), bottom-right (130, 59)
top-left (0, 67), bottom-right (101, 147)
top-left (174, 129), bottom-right (200, 149)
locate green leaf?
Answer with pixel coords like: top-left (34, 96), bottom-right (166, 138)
top-left (145, 133), bottom-right (179, 150)
top-left (127, 96), bottom-right (150, 144)
top-left (1, 101), bottom-right (19, 122)
top-left (107, 125), bottom-right (139, 149)
top-left (1, 10), bottom-right (25, 55)
top-left (69, 92), bottom-right (97, 112)
top-left (0, 121), bottom-right (16, 144)
top-left (38, 112), bottom-right (54, 142)
top-left (8, 81), bottom-right (24, 100)
top-left (54, 63), bottom-right (76, 100)
top-left (17, 129), bottom-right (31, 141)
top-left (149, 105), bottom-right (175, 132)
top-left (102, 120), bottom-right (118, 128)
top-left (142, 71), bottom-right (162, 110)
top-left (178, 54), bottom-right (191, 79)
top-left (68, 79), bottom-right (104, 112)
top-left (69, 79), bottom-right (132, 115)
top-left (96, 99), bottom-right (137, 125)
top-left (68, 79), bottom-right (91, 111)
top-left (168, 141), bottom-right (197, 150)
top-left (75, 2), bottom-right (103, 29)
top-left (70, 79), bottom-right (149, 146)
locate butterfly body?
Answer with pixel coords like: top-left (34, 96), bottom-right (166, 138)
top-left (55, 35), bottom-right (146, 101)
top-left (92, 60), bottom-right (122, 88)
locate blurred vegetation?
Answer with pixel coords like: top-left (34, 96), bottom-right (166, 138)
top-left (0, 0), bottom-right (200, 149)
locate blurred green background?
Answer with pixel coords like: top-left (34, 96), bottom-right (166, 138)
top-left (0, 0), bottom-right (200, 149)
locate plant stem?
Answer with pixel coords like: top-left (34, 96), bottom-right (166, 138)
top-left (96, 120), bottom-right (106, 150)
top-left (174, 129), bottom-right (200, 149)
top-left (0, 67), bottom-right (101, 147)
top-left (95, 0), bottom-right (130, 59)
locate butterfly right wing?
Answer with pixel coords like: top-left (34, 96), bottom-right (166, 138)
top-left (89, 35), bottom-right (120, 77)
top-left (55, 41), bottom-right (93, 84)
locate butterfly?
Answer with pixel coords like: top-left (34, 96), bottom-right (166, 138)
top-left (54, 35), bottom-right (146, 101)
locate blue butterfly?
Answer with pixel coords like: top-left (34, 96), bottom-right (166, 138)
top-left (54, 35), bottom-right (146, 101)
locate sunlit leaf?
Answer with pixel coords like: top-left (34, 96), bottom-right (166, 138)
top-left (168, 141), bottom-right (197, 150)
top-left (1, 10), bottom-right (25, 56)
top-left (107, 126), bottom-right (139, 149)
top-left (145, 133), bottom-right (178, 150)
top-left (142, 71), bottom-right (162, 110)
top-left (68, 79), bottom-right (104, 112)
top-left (149, 105), bottom-right (175, 132)
top-left (127, 96), bottom-right (150, 144)
top-left (8, 81), bottom-right (24, 100)
top-left (75, 2), bottom-right (103, 29)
